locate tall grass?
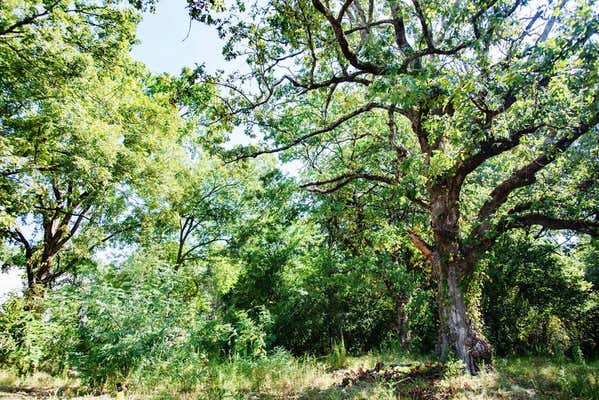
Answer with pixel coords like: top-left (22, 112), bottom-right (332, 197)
top-left (326, 338), bottom-right (348, 370)
top-left (1, 353), bottom-right (597, 399)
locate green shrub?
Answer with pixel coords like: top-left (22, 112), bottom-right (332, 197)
top-left (0, 295), bottom-right (76, 376)
top-left (0, 254), bottom-right (273, 389)
top-left (443, 354), bottom-right (466, 379)
top-left (482, 235), bottom-right (593, 357)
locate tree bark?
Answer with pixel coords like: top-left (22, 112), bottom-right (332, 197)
top-left (23, 248), bottom-right (55, 301)
top-left (430, 187), bottom-right (492, 374)
top-left (435, 257), bottom-right (492, 374)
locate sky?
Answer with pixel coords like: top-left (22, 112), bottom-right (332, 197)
top-left (1, 0), bottom-right (225, 301)
top-left (130, 0), bottom-right (226, 75)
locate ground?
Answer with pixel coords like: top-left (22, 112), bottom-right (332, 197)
top-left (1, 355), bottom-right (597, 399)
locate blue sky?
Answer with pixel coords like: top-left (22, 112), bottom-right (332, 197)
top-left (131, 0), bottom-right (225, 75)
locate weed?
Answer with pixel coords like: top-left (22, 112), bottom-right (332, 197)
top-left (326, 338), bottom-right (348, 371)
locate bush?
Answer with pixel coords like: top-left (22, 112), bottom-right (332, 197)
top-left (0, 254), bottom-right (272, 389)
top-left (482, 234), bottom-right (593, 357)
top-left (0, 295), bottom-right (76, 375)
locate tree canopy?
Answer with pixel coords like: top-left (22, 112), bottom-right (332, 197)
top-left (1, 0), bottom-right (598, 390)
top-left (0, 0), bottom-right (190, 291)
top-left (198, 0), bottom-right (599, 373)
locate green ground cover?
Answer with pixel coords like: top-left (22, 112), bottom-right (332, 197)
top-left (2, 353), bottom-right (597, 399)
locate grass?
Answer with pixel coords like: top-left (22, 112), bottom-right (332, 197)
top-left (1, 353), bottom-right (598, 399)
top-left (0, 370), bottom-right (81, 398)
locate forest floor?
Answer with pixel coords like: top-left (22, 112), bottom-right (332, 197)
top-left (1, 354), bottom-right (597, 399)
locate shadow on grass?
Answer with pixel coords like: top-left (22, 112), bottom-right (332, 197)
top-left (296, 382), bottom-right (391, 400)
top-left (280, 374), bottom-right (446, 400)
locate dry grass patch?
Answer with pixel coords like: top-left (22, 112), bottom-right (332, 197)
top-left (1, 354), bottom-right (597, 399)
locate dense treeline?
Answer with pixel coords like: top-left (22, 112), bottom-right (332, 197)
top-left (1, 0), bottom-right (598, 393)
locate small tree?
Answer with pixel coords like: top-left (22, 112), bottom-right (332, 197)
top-left (0, 1), bottom-right (183, 292)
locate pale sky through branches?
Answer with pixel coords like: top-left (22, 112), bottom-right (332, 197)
top-left (131, 0), bottom-right (225, 74)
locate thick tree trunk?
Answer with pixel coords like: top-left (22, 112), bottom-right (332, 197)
top-left (23, 258), bottom-right (48, 310)
top-left (430, 188), bottom-right (492, 375)
top-left (26, 258), bottom-right (53, 289)
top-left (436, 258), bottom-right (492, 374)
top-left (397, 302), bottom-right (411, 347)
top-left (392, 294), bottom-right (412, 347)
top-left (24, 253), bottom-right (54, 305)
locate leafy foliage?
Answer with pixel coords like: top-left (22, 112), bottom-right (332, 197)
top-left (0, 0), bottom-right (598, 394)
top-left (0, 0), bottom-right (185, 290)
top-left (483, 233), bottom-right (596, 357)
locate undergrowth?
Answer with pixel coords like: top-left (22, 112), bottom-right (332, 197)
top-left (1, 353), bottom-right (597, 399)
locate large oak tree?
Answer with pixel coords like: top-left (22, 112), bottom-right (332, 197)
top-left (200, 0), bottom-right (599, 373)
